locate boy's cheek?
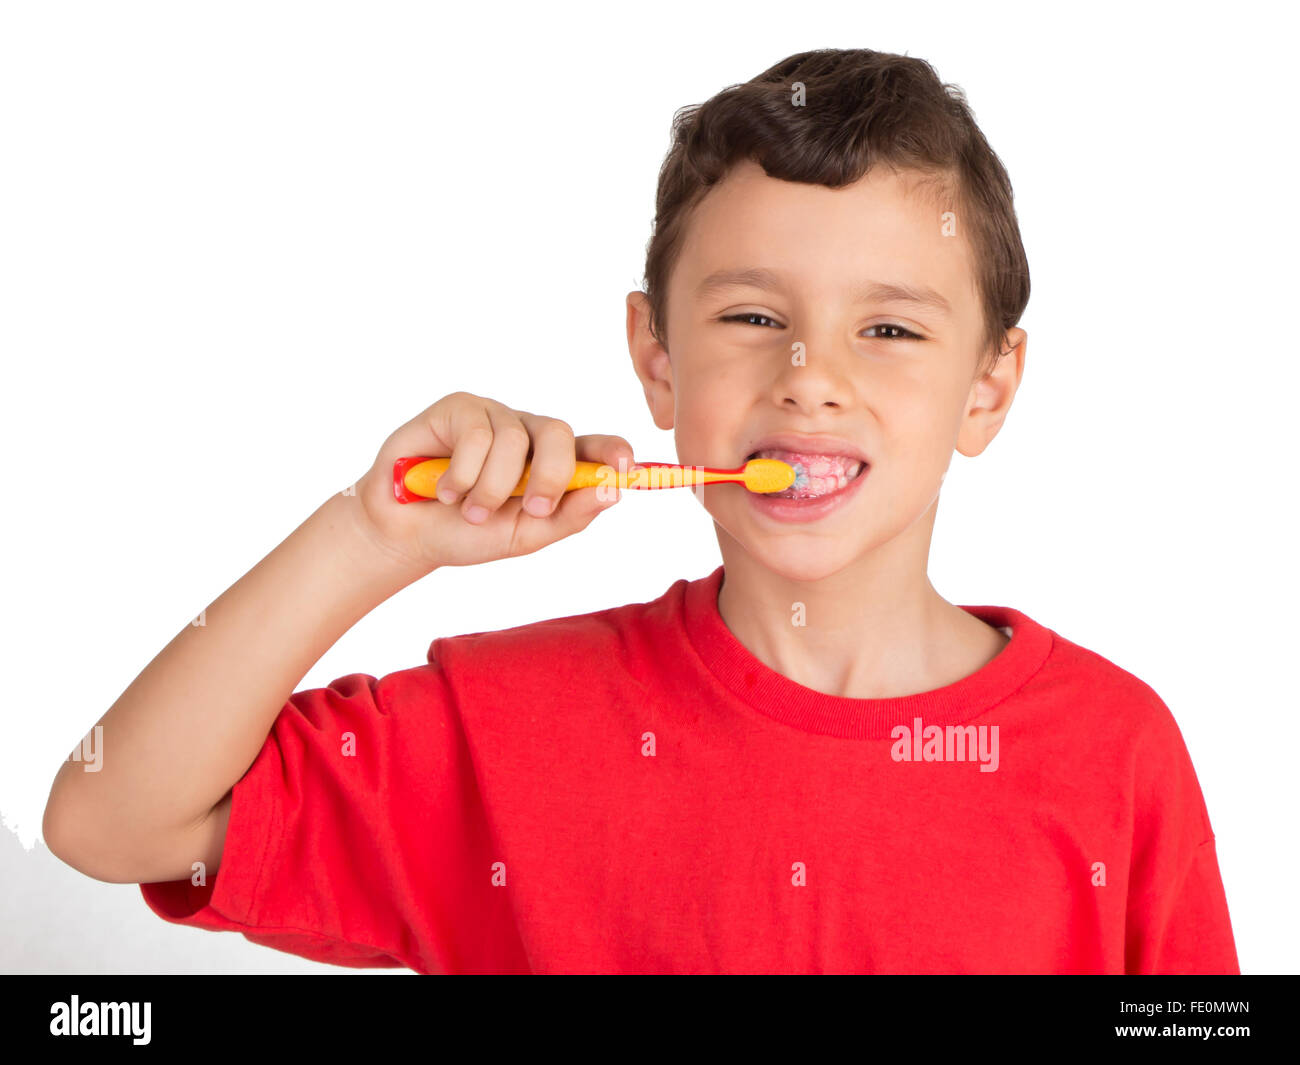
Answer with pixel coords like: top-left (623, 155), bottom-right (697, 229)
top-left (673, 394), bottom-right (743, 449)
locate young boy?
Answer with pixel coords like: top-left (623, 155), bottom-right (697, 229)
top-left (43, 48), bottom-right (1239, 974)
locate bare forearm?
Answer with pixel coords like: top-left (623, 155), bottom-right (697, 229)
top-left (45, 488), bottom-right (431, 863)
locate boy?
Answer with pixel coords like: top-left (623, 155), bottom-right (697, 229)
top-left (43, 48), bottom-right (1239, 974)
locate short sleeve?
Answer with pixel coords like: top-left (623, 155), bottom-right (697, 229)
top-left (1123, 698), bottom-right (1239, 974)
top-left (139, 652), bottom-right (526, 973)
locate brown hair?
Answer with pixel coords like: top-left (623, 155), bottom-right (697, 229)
top-left (640, 48), bottom-right (1030, 378)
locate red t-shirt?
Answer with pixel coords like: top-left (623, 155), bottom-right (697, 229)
top-left (140, 565), bottom-right (1239, 974)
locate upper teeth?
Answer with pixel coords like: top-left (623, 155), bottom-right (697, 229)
top-left (752, 449), bottom-right (864, 478)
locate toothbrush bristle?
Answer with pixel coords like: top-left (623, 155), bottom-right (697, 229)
top-left (790, 462), bottom-right (808, 490)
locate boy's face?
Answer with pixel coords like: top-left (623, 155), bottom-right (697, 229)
top-left (627, 158), bottom-right (1025, 583)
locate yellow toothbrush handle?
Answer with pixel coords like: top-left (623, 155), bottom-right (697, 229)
top-left (392, 456), bottom-right (769, 502)
top-left (399, 457), bottom-right (616, 500)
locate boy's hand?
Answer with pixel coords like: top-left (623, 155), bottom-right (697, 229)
top-left (352, 392), bottom-right (634, 571)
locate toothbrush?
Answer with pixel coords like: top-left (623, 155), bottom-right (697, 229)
top-left (392, 456), bottom-right (808, 503)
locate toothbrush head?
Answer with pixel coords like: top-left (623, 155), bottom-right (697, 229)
top-left (740, 458), bottom-right (808, 493)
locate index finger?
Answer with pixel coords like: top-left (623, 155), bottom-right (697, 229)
top-left (575, 434), bottom-right (636, 473)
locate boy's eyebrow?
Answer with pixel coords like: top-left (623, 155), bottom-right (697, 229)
top-left (694, 266), bottom-right (953, 316)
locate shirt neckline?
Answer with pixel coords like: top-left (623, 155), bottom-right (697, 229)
top-left (680, 565), bottom-right (1054, 739)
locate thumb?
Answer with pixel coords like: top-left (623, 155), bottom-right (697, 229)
top-left (508, 484), bottom-right (621, 556)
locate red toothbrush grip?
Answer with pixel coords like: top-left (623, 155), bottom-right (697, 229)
top-left (393, 456), bottom-right (435, 503)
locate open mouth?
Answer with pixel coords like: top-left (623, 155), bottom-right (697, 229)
top-left (746, 448), bottom-right (869, 500)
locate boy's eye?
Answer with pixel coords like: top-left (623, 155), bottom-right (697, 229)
top-left (720, 313), bottom-right (922, 340)
top-left (863, 323), bottom-right (922, 340)
top-left (721, 312), bottom-right (783, 328)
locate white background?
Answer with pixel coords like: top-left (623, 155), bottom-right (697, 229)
top-left (2, 0), bottom-right (1296, 974)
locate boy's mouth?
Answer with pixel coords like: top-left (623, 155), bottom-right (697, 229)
top-left (746, 448), bottom-right (868, 499)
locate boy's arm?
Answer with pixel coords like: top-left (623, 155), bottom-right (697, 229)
top-left (43, 392), bottom-right (630, 886)
top-left (42, 490), bottom-right (430, 884)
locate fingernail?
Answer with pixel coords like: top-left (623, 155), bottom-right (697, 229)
top-left (525, 496), bottom-right (553, 517)
top-left (437, 485), bottom-right (459, 504)
top-left (464, 504), bottom-right (488, 523)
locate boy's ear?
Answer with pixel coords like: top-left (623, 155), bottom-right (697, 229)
top-left (626, 291), bottom-right (675, 431)
top-left (956, 326), bottom-right (1026, 458)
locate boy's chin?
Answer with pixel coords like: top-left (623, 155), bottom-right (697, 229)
top-left (721, 533), bottom-right (869, 584)
top-left (705, 497), bottom-right (897, 581)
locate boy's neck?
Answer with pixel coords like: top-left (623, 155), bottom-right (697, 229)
top-left (715, 550), bottom-right (1009, 702)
